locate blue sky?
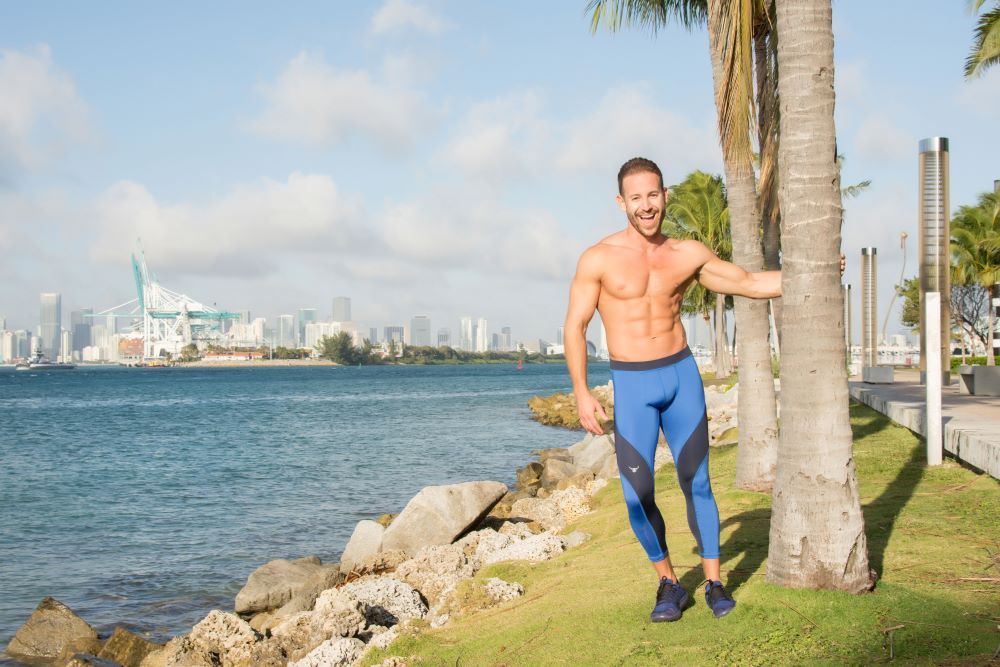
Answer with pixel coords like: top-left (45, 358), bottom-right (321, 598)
top-left (1, 1), bottom-right (997, 346)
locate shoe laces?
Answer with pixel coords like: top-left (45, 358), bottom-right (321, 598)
top-left (705, 580), bottom-right (732, 604)
top-left (656, 577), bottom-right (684, 604)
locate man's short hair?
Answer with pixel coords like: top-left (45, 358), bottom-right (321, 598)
top-left (617, 157), bottom-right (663, 194)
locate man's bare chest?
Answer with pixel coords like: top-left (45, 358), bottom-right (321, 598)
top-left (600, 254), bottom-right (693, 301)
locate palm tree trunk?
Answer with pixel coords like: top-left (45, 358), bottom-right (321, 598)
top-left (714, 292), bottom-right (733, 378)
top-left (707, 3), bottom-right (778, 490)
top-left (988, 286), bottom-right (996, 365)
top-left (767, 0), bottom-right (873, 591)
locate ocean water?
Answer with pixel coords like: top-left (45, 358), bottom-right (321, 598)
top-left (0, 362), bottom-right (609, 659)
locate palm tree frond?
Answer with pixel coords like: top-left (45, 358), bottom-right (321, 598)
top-left (586, 0), bottom-right (707, 35)
top-left (709, 0), bottom-right (760, 173)
top-left (965, 3), bottom-right (1000, 78)
top-left (842, 179), bottom-right (871, 199)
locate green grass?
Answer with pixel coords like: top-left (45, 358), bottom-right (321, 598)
top-left (362, 403), bottom-right (1000, 666)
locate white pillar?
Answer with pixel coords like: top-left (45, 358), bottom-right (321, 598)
top-left (925, 292), bottom-right (943, 466)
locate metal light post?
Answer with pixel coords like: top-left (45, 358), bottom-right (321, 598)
top-left (861, 248), bottom-right (893, 383)
top-left (918, 137), bottom-right (951, 385)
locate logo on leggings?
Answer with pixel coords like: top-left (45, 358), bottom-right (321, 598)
top-left (627, 465), bottom-right (639, 473)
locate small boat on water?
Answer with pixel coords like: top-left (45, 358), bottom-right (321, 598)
top-left (15, 350), bottom-right (76, 371)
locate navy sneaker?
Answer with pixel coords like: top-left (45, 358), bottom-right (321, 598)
top-left (651, 576), bottom-right (689, 622)
top-left (704, 580), bottom-right (736, 618)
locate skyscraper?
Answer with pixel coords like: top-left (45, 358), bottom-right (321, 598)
top-left (499, 326), bottom-right (512, 352)
top-left (71, 309), bottom-right (92, 351)
top-left (437, 327), bottom-right (451, 347)
top-left (410, 316), bottom-right (431, 346)
top-left (476, 317), bottom-right (488, 353)
top-left (39, 293), bottom-right (61, 359)
top-left (459, 316), bottom-right (473, 352)
top-left (277, 314), bottom-right (296, 348)
top-left (298, 308), bottom-right (317, 345)
top-left (368, 327), bottom-right (378, 344)
top-left (384, 326), bottom-right (404, 345)
top-left (332, 297), bottom-right (351, 322)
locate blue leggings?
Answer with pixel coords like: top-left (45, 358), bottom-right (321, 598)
top-left (611, 346), bottom-right (720, 561)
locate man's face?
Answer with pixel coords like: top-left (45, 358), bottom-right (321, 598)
top-left (616, 170), bottom-right (668, 239)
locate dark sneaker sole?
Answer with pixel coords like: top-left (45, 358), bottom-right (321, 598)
top-left (650, 592), bottom-right (689, 622)
top-left (711, 604), bottom-right (735, 618)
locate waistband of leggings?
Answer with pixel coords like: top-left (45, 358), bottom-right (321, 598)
top-left (609, 346), bottom-right (692, 371)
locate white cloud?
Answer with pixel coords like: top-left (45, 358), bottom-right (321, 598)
top-left (87, 171), bottom-right (577, 285)
top-left (852, 115), bottom-right (913, 165)
top-left (556, 85), bottom-right (720, 179)
top-left (245, 51), bottom-right (431, 149)
top-left (441, 91), bottom-right (550, 182)
top-left (379, 195), bottom-right (581, 281)
top-left (0, 44), bottom-right (91, 182)
top-left (90, 172), bottom-right (367, 277)
top-left (441, 84), bottom-right (719, 187)
top-left (371, 0), bottom-right (449, 35)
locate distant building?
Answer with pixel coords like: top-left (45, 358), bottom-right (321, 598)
top-left (368, 327), bottom-right (378, 344)
top-left (499, 326), bottom-right (512, 352)
top-left (476, 317), bottom-right (488, 353)
top-left (410, 316), bottom-right (431, 346)
top-left (39, 293), bottom-right (61, 359)
top-left (598, 320), bottom-right (609, 360)
top-left (437, 327), bottom-right (451, 347)
top-left (60, 330), bottom-right (73, 362)
top-left (556, 326), bottom-right (564, 346)
top-left (277, 314), bottom-right (296, 348)
top-left (304, 321), bottom-right (342, 350)
top-left (332, 297), bottom-right (351, 322)
top-left (0, 330), bottom-right (13, 362)
top-left (459, 316), bottom-right (473, 352)
top-left (384, 326), bottom-right (405, 345)
top-left (298, 308), bottom-right (317, 345)
top-left (71, 309), bottom-right (92, 351)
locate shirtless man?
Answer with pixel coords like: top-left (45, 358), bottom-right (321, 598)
top-left (564, 157), bottom-right (780, 622)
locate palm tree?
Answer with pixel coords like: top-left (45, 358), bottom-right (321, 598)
top-left (765, 0), bottom-right (872, 592)
top-left (662, 171), bottom-right (735, 377)
top-left (589, 0), bottom-right (780, 491)
top-left (966, 1), bottom-right (1000, 78)
top-left (951, 191), bottom-right (1000, 364)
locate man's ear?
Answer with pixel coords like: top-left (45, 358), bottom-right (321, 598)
top-left (616, 193), bottom-right (626, 212)
top-left (663, 187), bottom-right (669, 204)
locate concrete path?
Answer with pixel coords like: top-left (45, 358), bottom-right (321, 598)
top-left (849, 369), bottom-right (999, 480)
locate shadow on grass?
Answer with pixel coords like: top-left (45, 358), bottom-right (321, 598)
top-left (863, 442), bottom-right (925, 580)
top-left (850, 401), bottom-right (891, 441)
top-left (719, 508), bottom-right (771, 593)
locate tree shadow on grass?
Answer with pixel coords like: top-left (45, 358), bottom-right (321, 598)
top-left (849, 400), bottom-right (891, 441)
top-left (676, 507), bottom-right (772, 596)
top-left (863, 442), bottom-right (925, 581)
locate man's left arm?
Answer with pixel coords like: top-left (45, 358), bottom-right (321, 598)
top-left (697, 255), bottom-right (781, 299)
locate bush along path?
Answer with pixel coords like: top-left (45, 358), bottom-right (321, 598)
top-left (363, 402), bottom-right (1000, 666)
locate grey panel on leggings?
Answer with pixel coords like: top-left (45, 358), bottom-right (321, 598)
top-left (675, 410), bottom-right (710, 555)
top-left (614, 428), bottom-right (669, 557)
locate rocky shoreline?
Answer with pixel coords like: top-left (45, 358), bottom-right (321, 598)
top-left (5, 380), bottom-right (743, 667)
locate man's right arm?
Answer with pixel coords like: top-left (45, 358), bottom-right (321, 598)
top-left (565, 247), bottom-right (608, 435)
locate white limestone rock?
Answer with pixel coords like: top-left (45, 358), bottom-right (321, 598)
top-left (234, 556), bottom-right (334, 615)
top-left (381, 481), bottom-right (508, 556)
top-left (483, 578), bottom-right (524, 603)
top-left (288, 637), bottom-right (365, 667)
top-left (340, 520), bottom-right (385, 575)
top-left (339, 575), bottom-right (428, 627)
top-left (392, 543), bottom-right (479, 605)
top-left (570, 434), bottom-right (615, 473)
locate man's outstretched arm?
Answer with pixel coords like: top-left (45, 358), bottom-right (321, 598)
top-left (689, 241), bottom-right (781, 299)
top-left (565, 248), bottom-right (608, 435)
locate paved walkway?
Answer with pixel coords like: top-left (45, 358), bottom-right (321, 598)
top-left (849, 369), bottom-right (1000, 480)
